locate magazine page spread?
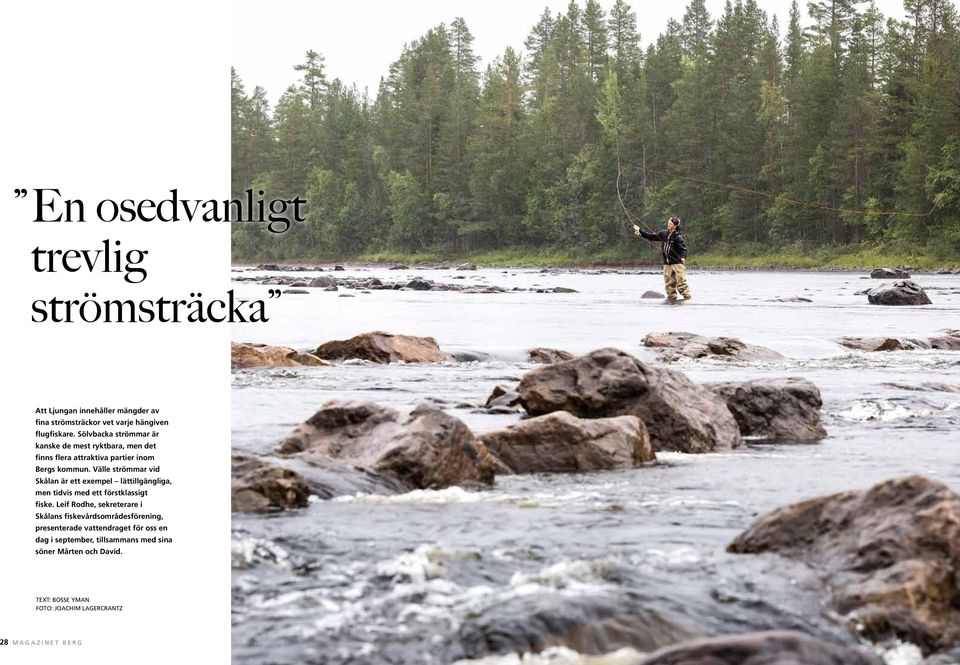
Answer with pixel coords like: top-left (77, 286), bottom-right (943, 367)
top-left (4, 1), bottom-right (960, 664)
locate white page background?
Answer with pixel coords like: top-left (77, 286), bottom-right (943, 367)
top-left (1, 1), bottom-right (231, 663)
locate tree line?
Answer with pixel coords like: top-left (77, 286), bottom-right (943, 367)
top-left (231, 0), bottom-right (960, 261)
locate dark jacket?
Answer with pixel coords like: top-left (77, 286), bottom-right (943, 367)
top-left (639, 228), bottom-right (688, 265)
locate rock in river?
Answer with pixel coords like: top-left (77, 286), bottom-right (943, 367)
top-left (728, 475), bottom-right (960, 653)
top-left (478, 411), bottom-right (655, 474)
top-left (643, 331), bottom-right (784, 363)
top-left (867, 280), bottom-right (931, 306)
top-left (279, 401), bottom-right (501, 490)
top-left (837, 330), bottom-right (960, 351)
top-left (231, 341), bottom-right (329, 369)
top-left (231, 454), bottom-right (310, 512)
top-left (308, 275), bottom-right (337, 288)
top-left (638, 630), bottom-right (882, 665)
top-left (314, 331), bottom-right (453, 363)
top-left (708, 377), bottom-right (826, 443)
top-left (929, 329), bottom-right (960, 350)
top-left (836, 336), bottom-right (922, 352)
top-left (517, 348), bottom-right (742, 453)
top-left (484, 384), bottom-right (520, 409)
top-left (871, 267), bottom-right (910, 279)
top-left (458, 593), bottom-right (700, 660)
top-left (527, 347), bottom-right (575, 364)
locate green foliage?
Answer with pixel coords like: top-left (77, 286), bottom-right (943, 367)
top-left (232, 1), bottom-right (960, 262)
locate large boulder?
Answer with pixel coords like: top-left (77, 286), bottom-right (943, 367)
top-left (643, 331), bottom-right (784, 363)
top-left (708, 378), bottom-right (826, 443)
top-left (478, 411), bottom-right (655, 474)
top-left (638, 631), bottom-right (882, 665)
top-left (279, 401), bottom-right (501, 490)
top-left (528, 347), bottom-right (575, 364)
top-left (517, 348), bottom-right (742, 453)
top-left (729, 476), bottom-right (960, 653)
top-left (231, 455), bottom-right (310, 512)
top-left (867, 280), bottom-right (931, 305)
top-left (314, 331), bottom-right (454, 363)
top-left (836, 336), bottom-right (922, 352)
top-left (871, 267), bottom-right (910, 279)
top-left (231, 341), bottom-right (329, 369)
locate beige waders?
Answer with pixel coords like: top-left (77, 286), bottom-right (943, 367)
top-left (663, 263), bottom-right (692, 300)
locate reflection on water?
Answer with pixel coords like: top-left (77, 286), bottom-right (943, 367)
top-left (232, 267), bottom-right (959, 665)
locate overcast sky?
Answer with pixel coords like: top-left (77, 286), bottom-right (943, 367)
top-left (232, 0), bottom-right (908, 102)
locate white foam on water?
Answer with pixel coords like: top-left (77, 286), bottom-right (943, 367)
top-left (451, 646), bottom-right (644, 665)
top-left (231, 534), bottom-right (292, 570)
top-left (375, 543), bottom-right (467, 583)
top-left (628, 546), bottom-right (707, 571)
top-left (838, 400), bottom-right (939, 422)
top-left (332, 486), bottom-right (488, 505)
top-left (878, 641), bottom-right (924, 665)
top-left (508, 558), bottom-right (616, 594)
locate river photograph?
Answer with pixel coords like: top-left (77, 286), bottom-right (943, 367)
top-left (230, 0), bottom-right (960, 663)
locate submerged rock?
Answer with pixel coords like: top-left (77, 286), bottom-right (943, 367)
top-left (528, 347), bottom-right (575, 364)
top-left (517, 348), bottom-right (742, 453)
top-left (478, 411), bottom-right (655, 474)
top-left (314, 331), bottom-right (453, 364)
top-left (708, 378), bottom-right (826, 443)
top-left (231, 341), bottom-right (329, 369)
top-left (929, 329), bottom-right (960, 350)
top-left (231, 455), bottom-right (309, 512)
top-left (404, 277), bottom-right (433, 290)
top-left (871, 267), bottom-right (910, 279)
top-left (767, 296), bottom-right (812, 302)
top-left (484, 384), bottom-right (520, 409)
top-left (458, 593), bottom-right (700, 659)
top-left (836, 329), bottom-right (960, 352)
top-left (836, 336), bottom-right (922, 352)
top-left (867, 280), bottom-right (931, 305)
top-left (638, 630), bottom-right (882, 665)
top-left (279, 401), bottom-right (501, 491)
top-left (643, 331), bottom-right (784, 363)
top-left (729, 475), bottom-right (960, 653)
top-left (308, 275), bottom-right (337, 288)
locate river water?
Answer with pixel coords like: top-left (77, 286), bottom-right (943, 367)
top-left (231, 266), bottom-right (960, 665)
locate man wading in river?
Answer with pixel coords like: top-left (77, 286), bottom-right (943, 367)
top-left (634, 217), bottom-right (692, 302)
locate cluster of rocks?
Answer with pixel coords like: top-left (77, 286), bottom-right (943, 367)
top-left (837, 329), bottom-right (960, 352)
top-left (229, 328), bottom-right (960, 658)
top-left (231, 341), bottom-right (329, 369)
top-left (256, 263), bottom-right (345, 272)
top-left (235, 273), bottom-right (578, 295)
top-left (233, 343), bottom-right (833, 512)
top-left (870, 267), bottom-right (911, 279)
top-left (232, 396), bottom-right (654, 512)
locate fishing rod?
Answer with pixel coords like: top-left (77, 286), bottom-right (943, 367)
top-left (616, 152), bottom-right (656, 234)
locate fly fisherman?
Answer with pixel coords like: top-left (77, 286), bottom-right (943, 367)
top-left (634, 217), bottom-right (692, 302)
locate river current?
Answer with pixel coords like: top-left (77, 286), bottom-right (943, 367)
top-left (231, 266), bottom-right (959, 665)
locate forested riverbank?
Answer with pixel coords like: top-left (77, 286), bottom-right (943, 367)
top-left (231, 0), bottom-right (960, 265)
